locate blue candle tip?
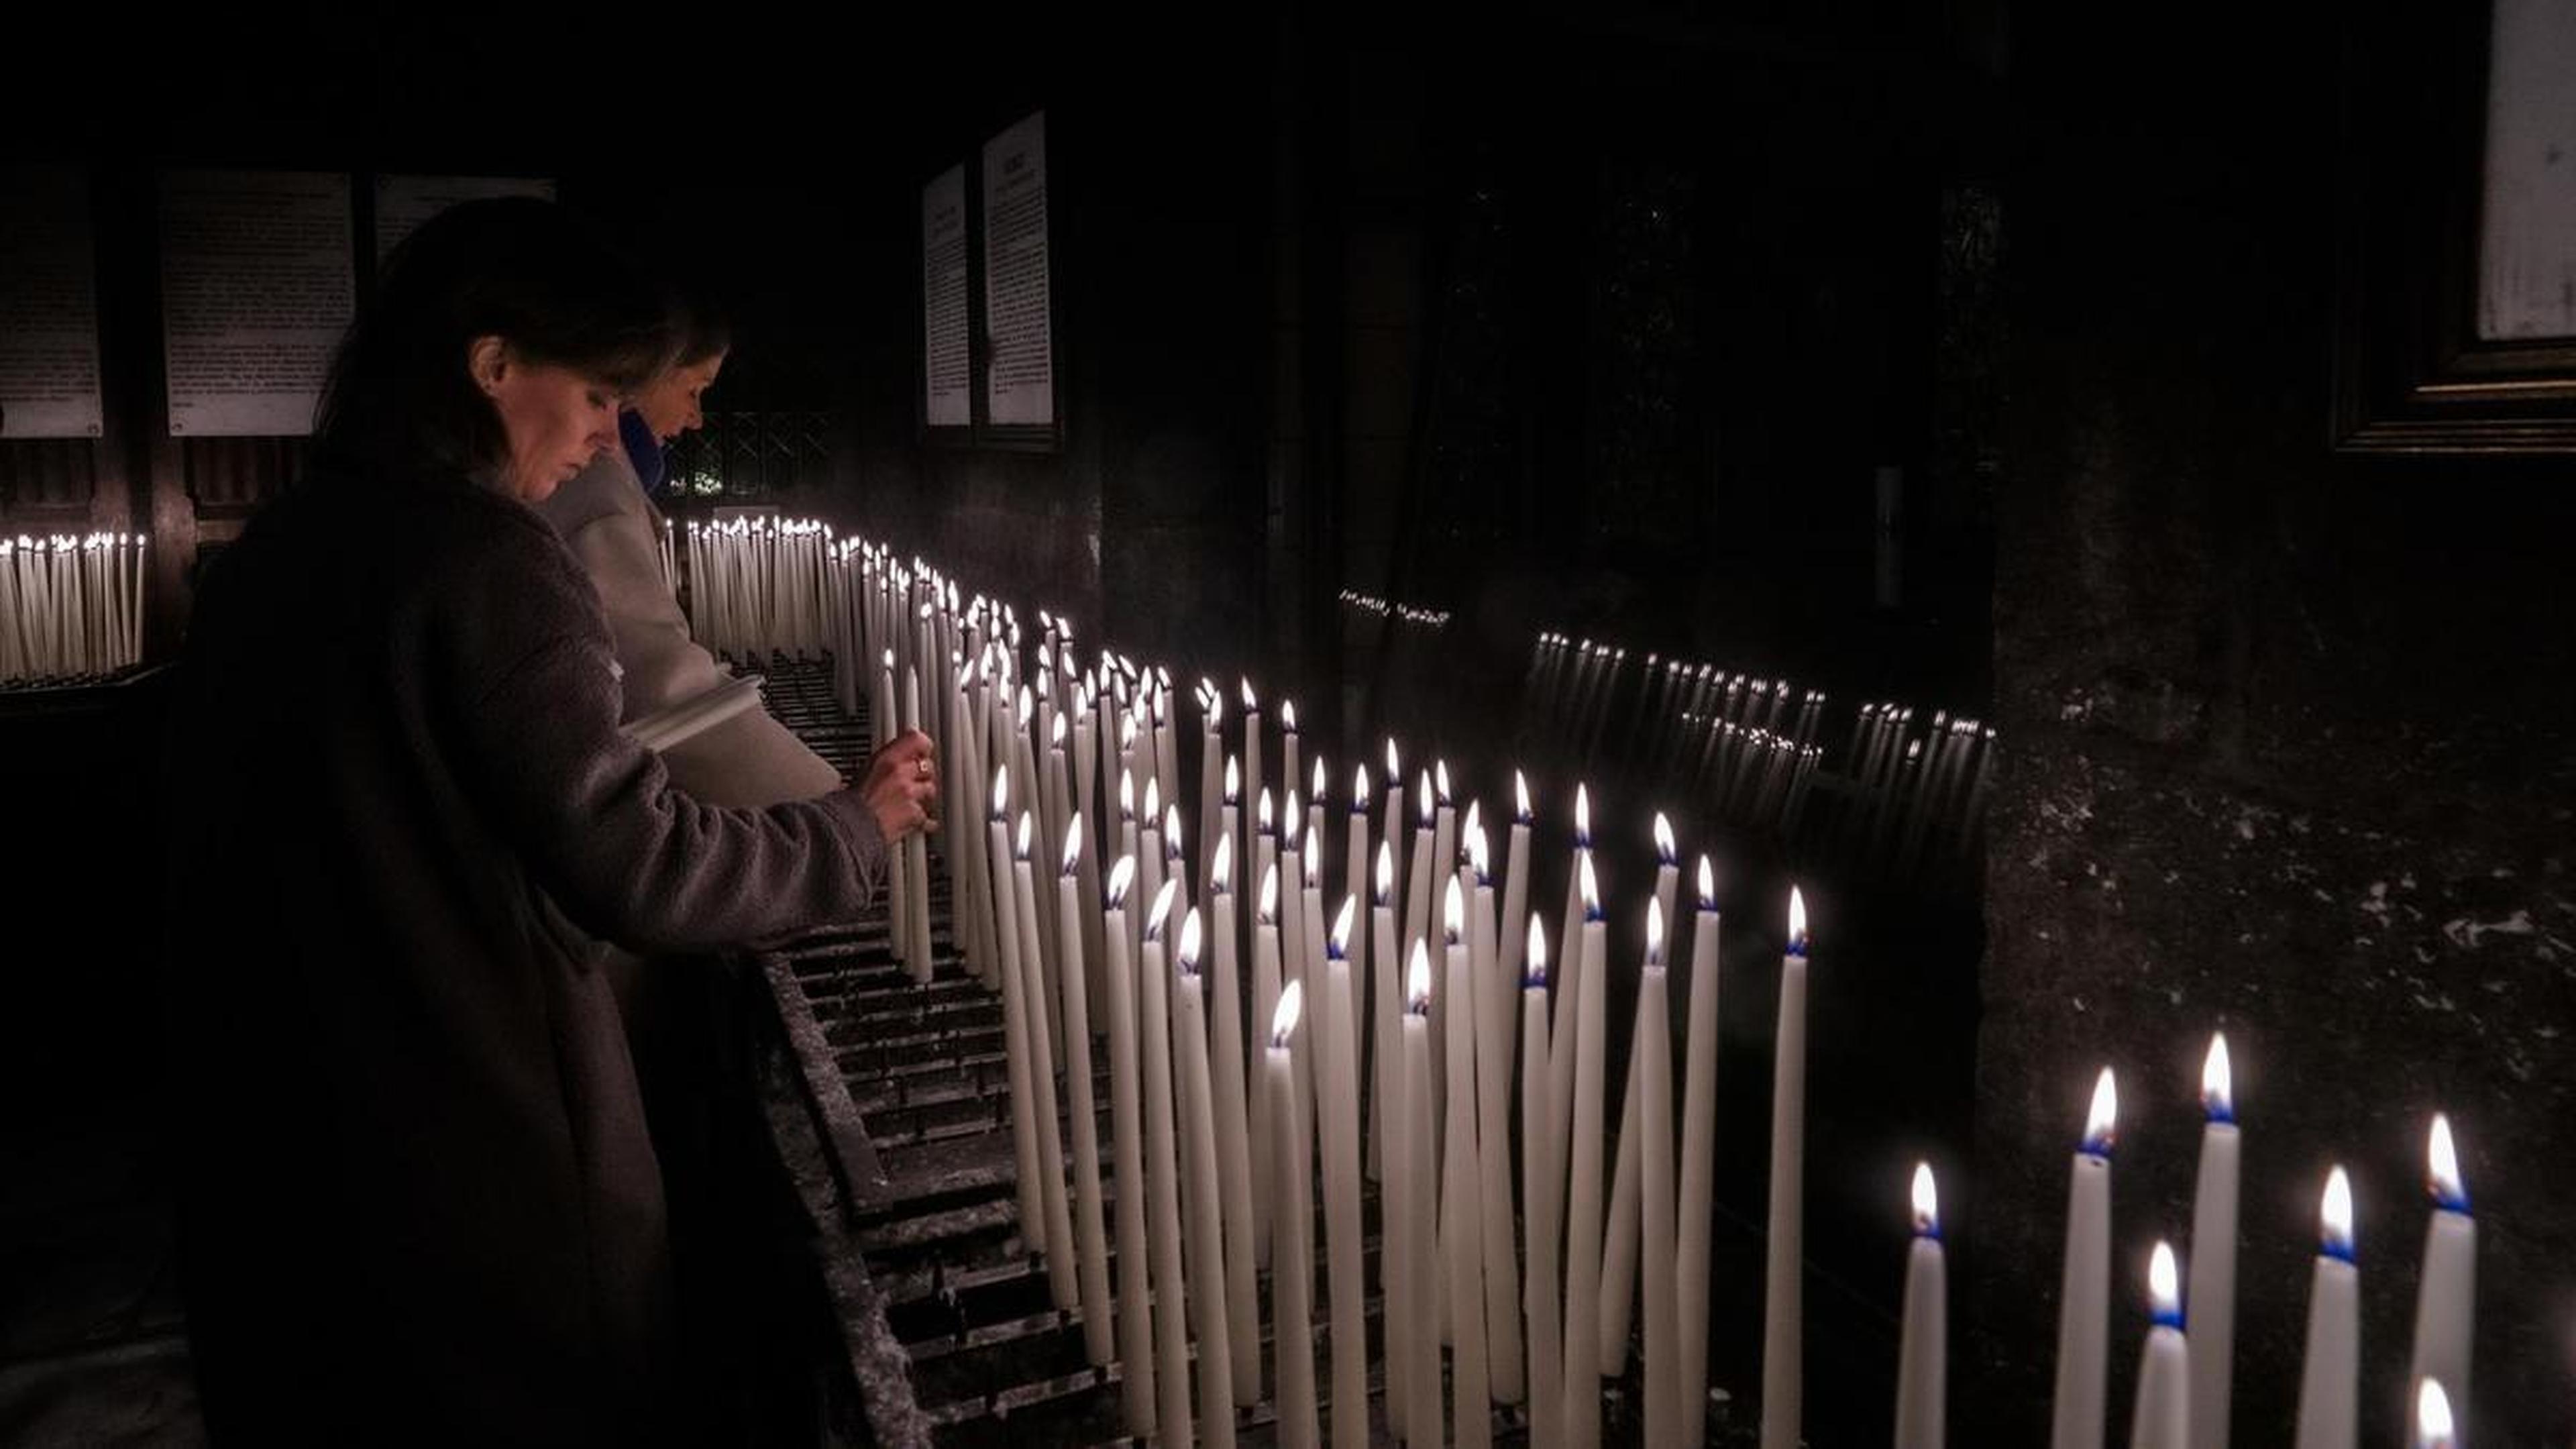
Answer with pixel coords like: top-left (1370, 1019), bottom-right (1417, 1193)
top-left (2153, 1307), bottom-right (2185, 1331)
top-left (2206, 1102), bottom-right (2235, 1126)
top-left (2321, 1238), bottom-right (2357, 1266)
top-left (1785, 937), bottom-right (1809, 959)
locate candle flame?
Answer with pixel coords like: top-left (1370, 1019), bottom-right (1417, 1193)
top-left (1385, 737), bottom-right (1399, 778)
top-left (1258, 788), bottom-right (1275, 833)
top-left (1646, 897), bottom-right (1665, 965)
top-left (2427, 1114), bottom-right (2468, 1212)
top-left (2083, 1067), bottom-right (2118, 1155)
top-left (1260, 862), bottom-right (1279, 923)
top-left (1121, 714), bottom-right (1139, 748)
top-left (1515, 769), bottom-right (1532, 822)
top-left (1352, 761), bottom-right (1370, 808)
top-left (1311, 755), bottom-right (1326, 801)
top-left (1375, 839), bottom-right (1395, 903)
top-left (1061, 814), bottom-right (1084, 875)
top-left (1272, 979), bottom-right (1303, 1046)
top-left (1911, 1163), bottom-right (1939, 1237)
top-left (1241, 678), bottom-right (1257, 710)
top-left (1466, 821), bottom-right (1490, 881)
top-left (1407, 942), bottom-right (1432, 1012)
top-left (2415, 1379), bottom-right (2455, 1447)
top-left (2320, 1165), bottom-right (2355, 1261)
top-left (1207, 690), bottom-right (1222, 727)
top-left (1580, 851), bottom-right (1602, 920)
top-left (1146, 879), bottom-right (1179, 941)
top-left (1225, 754), bottom-right (1240, 804)
top-left (1165, 806), bottom-right (1183, 856)
top-left (1282, 794), bottom-right (1302, 849)
top-left (1697, 855), bottom-right (1716, 908)
top-left (1108, 855), bottom-right (1136, 908)
top-left (1143, 776), bottom-right (1161, 824)
top-left (1178, 908), bottom-right (1203, 973)
top-left (1331, 896), bottom-right (1355, 957)
top-left (1435, 759), bottom-right (1452, 804)
top-left (1016, 810), bottom-right (1032, 859)
top-left (1303, 841), bottom-right (1320, 888)
top-left (1283, 699), bottom-right (1298, 733)
top-left (2202, 1033), bottom-right (2234, 1122)
top-left (1118, 769), bottom-right (1135, 820)
top-left (1151, 690), bottom-right (1167, 727)
top-left (1576, 783), bottom-right (1592, 845)
top-left (1462, 798), bottom-right (1482, 848)
top-left (1443, 877), bottom-right (1465, 945)
top-left (1525, 919), bottom-right (1549, 988)
top-left (1417, 772), bottom-right (1434, 824)
top-left (1017, 685), bottom-right (1033, 726)
top-left (1654, 811), bottom-right (1676, 864)
top-left (991, 765), bottom-right (1010, 819)
top-left (2148, 1241), bottom-right (2182, 1327)
top-left (1051, 713), bottom-right (1067, 747)
top-left (881, 648), bottom-right (894, 670)
top-left (1787, 885), bottom-right (1809, 955)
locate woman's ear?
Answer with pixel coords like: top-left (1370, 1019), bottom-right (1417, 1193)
top-left (466, 335), bottom-right (510, 397)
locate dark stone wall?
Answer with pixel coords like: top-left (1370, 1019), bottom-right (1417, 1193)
top-left (1976, 7), bottom-right (2576, 1442)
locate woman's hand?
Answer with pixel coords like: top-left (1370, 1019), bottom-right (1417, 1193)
top-left (860, 730), bottom-right (940, 842)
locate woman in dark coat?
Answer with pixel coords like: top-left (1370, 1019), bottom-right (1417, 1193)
top-left (162, 197), bottom-right (936, 1447)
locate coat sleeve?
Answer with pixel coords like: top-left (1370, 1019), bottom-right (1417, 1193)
top-left (437, 511), bottom-right (885, 954)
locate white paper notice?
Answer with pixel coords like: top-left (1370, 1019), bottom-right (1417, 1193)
top-left (2480, 0), bottom-right (2576, 340)
top-left (923, 165), bottom-right (971, 428)
top-left (160, 170), bottom-right (356, 437)
top-left (376, 174), bottom-right (556, 263)
top-left (981, 113), bottom-right (1053, 427)
top-left (0, 168), bottom-right (105, 439)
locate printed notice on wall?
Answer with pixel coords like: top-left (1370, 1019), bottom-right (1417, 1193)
top-left (981, 112), bottom-right (1053, 428)
top-left (2479, 0), bottom-right (2576, 339)
top-left (922, 164), bottom-right (971, 428)
top-left (376, 174), bottom-right (556, 263)
top-left (160, 170), bottom-right (356, 437)
top-left (0, 168), bottom-right (105, 439)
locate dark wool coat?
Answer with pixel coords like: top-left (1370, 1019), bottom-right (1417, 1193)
top-left (163, 470), bottom-right (885, 1446)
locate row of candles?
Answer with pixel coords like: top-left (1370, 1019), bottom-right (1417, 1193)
top-left (680, 515), bottom-right (837, 662)
top-left (775, 535), bottom-right (2487, 1446)
top-left (0, 531), bottom-right (147, 686)
top-left (1337, 588), bottom-right (1454, 627)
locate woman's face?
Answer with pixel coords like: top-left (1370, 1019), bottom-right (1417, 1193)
top-left (633, 352), bottom-right (725, 445)
top-left (474, 337), bottom-right (622, 502)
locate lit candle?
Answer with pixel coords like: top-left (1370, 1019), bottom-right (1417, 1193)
top-left (1055, 820), bottom-right (1113, 1366)
top-left (1099, 857), bottom-right (1158, 1434)
top-left (1466, 824), bottom-right (1522, 1404)
top-left (1013, 812), bottom-right (1077, 1309)
top-left (2187, 1034), bottom-right (2239, 1449)
top-left (1441, 878), bottom-right (1494, 1449)
top-left (1319, 898), bottom-right (1368, 1449)
top-left (987, 769), bottom-right (1047, 1252)
top-left (1198, 686), bottom-right (1222, 905)
top-left (2130, 1242), bottom-right (2188, 1449)
top-left (1242, 680), bottom-right (1263, 871)
top-left (2408, 1114), bottom-right (2475, 1438)
top-left (1173, 910), bottom-right (1240, 1449)
top-left (1382, 739), bottom-right (1407, 941)
top-left (1399, 949), bottom-right (1444, 1448)
top-left (1349, 763), bottom-right (1379, 1177)
top-left (1548, 788), bottom-right (1596, 1210)
top-left (1307, 755), bottom-right (1328, 906)
top-left (1603, 814), bottom-right (1682, 1376)
top-left (1675, 856), bottom-right (1722, 1449)
top-left (1562, 855), bottom-right (1607, 1449)
top-left (1894, 1163), bottom-right (1946, 1449)
top-left (1140, 881), bottom-right (1194, 1446)
top-left (2052, 1067), bottom-right (2120, 1449)
top-left (1165, 802), bottom-right (1192, 934)
top-left (1269, 983), bottom-right (1320, 1449)
top-left (1640, 900), bottom-right (1680, 1449)
top-left (902, 663), bottom-right (933, 981)
top-left (1282, 698), bottom-right (1302, 843)
top-left (1519, 918), bottom-right (1564, 1449)
top-left (1374, 843), bottom-right (1416, 1419)
top-left (2412, 1379), bottom-right (2455, 1449)
top-left (1207, 835), bottom-right (1260, 1403)
top-left (1762, 886), bottom-right (1810, 1449)
top-left (1405, 769), bottom-right (1436, 963)
top-left (2292, 1166), bottom-right (2357, 1449)
top-left (1250, 862), bottom-right (1284, 1269)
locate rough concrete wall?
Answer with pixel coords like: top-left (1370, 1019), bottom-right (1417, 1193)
top-left (1976, 10), bottom-right (2576, 1442)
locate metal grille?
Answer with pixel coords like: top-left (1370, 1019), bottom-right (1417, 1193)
top-left (667, 411), bottom-right (836, 502)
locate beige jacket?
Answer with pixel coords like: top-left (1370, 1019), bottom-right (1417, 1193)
top-left (536, 447), bottom-right (845, 810)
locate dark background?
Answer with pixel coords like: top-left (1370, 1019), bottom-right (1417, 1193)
top-left (3, 1), bottom-right (2570, 1442)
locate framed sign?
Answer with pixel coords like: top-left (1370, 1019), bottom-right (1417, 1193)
top-left (2334, 0), bottom-right (2576, 453)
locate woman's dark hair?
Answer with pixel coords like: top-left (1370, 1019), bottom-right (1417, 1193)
top-left (313, 197), bottom-right (674, 485)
